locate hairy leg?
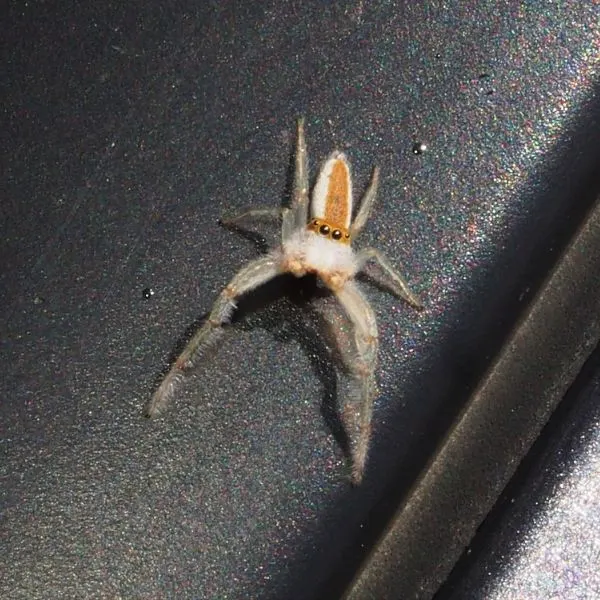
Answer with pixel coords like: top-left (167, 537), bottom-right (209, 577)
top-left (292, 117), bottom-right (309, 230)
top-left (334, 281), bottom-right (379, 484)
top-left (221, 207), bottom-right (294, 246)
top-left (350, 166), bottom-right (380, 239)
top-left (222, 117), bottom-right (308, 244)
top-left (356, 247), bottom-right (422, 309)
top-left (146, 253), bottom-right (281, 417)
top-left (221, 208), bottom-right (282, 225)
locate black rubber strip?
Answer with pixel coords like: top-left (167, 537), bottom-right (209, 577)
top-left (344, 194), bottom-right (600, 599)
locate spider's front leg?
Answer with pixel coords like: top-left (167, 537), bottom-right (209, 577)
top-left (146, 253), bottom-right (281, 417)
top-left (356, 247), bottom-right (423, 309)
top-left (220, 117), bottom-right (309, 245)
top-left (291, 117), bottom-right (309, 230)
top-left (334, 281), bottom-right (379, 485)
top-left (221, 207), bottom-right (293, 247)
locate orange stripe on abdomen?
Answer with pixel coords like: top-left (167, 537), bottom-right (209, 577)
top-left (324, 159), bottom-right (351, 228)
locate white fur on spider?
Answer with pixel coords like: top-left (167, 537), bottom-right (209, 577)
top-left (283, 229), bottom-right (356, 279)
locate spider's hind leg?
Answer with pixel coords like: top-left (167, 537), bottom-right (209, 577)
top-left (146, 253), bottom-right (281, 417)
top-left (334, 281), bottom-right (379, 485)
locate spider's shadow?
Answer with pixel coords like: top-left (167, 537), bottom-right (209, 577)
top-left (238, 274), bottom-right (351, 460)
top-left (161, 272), bottom-right (351, 463)
top-left (218, 221), bottom-right (272, 255)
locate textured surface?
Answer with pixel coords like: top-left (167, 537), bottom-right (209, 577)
top-left (344, 197), bottom-right (600, 599)
top-left (2, 2), bottom-right (600, 599)
top-left (440, 346), bottom-right (600, 600)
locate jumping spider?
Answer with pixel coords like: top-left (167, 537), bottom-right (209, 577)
top-left (147, 118), bottom-right (422, 484)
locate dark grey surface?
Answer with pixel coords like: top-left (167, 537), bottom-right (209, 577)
top-left (438, 342), bottom-right (600, 600)
top-left (344, 197), bottom-right (600, 599)
top-left (2, 2), bottom-right (599, 599)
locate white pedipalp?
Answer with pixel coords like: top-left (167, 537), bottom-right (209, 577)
top-left (311, 152), bottom-right (353, 229)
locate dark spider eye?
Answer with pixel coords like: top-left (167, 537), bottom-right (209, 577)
top-left (319, 224), bottom-right (330, 236)
top-left (331, 229), bottom-right (342, 240)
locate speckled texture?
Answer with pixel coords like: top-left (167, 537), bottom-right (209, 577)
top-left (2, 2), bottom-right (599, 599)
top-left (484, 401), bottom-right (600, 599)
top-left (441, 349), bottom-right (600, 600)
top-left (343, 193), bottom-right (600, 599)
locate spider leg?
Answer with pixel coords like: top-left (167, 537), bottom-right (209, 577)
top-left (281, 208), bottom-right (296, 244)
top-left (356, 247), bottom-right (423, 309)
top-left (292, 117), bottom-right (309, 230)
top-left (222, 117), bottom-right (307, 244)
top-left (221, 207), bottom-right (294, 246)
top-left (221, 207), bottom-right (296, 246)
top-left (146, 253), bottom-right (281, 417)
top-left (350, 166), bottom-right (380, 239)
top-left (221, 208), bottom-right (282, 225)
top-left (334, 281), bottom-right (379, 484)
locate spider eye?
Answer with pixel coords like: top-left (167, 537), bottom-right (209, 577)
top-left (331, 229), bottom-right (342, 240)
top-left (319, 224), bottom-right (330, 236)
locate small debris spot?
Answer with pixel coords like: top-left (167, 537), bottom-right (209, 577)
top-left (412, 142), bottom-right (427, 155)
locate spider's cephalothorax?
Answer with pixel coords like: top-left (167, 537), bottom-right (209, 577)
top-left (147, 119), bottom-right (422, 484)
